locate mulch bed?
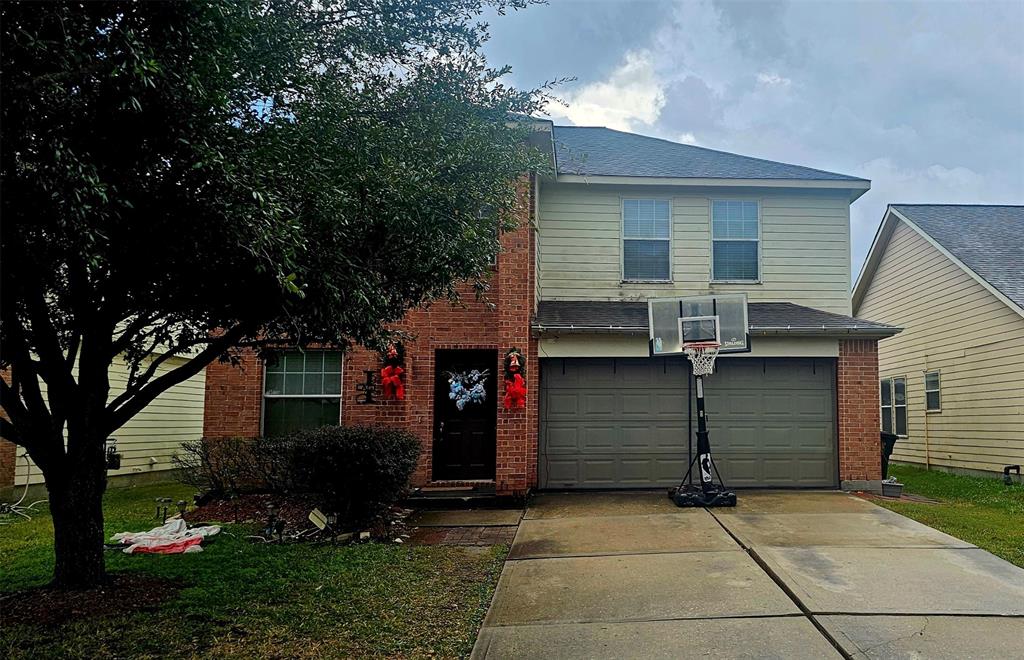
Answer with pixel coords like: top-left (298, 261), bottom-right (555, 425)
top-left (1, 574), bottom-right (183, 628)
top-left (183, 493), bottom-right (321, 530)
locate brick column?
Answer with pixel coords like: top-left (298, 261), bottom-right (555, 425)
top-left (838, 338), bottom-right (882, 492)
top-left (495, 180), bottom-right (536, 496)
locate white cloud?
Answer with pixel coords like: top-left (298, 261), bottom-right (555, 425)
top-left (757, 72), bottom-right (791, 86)
top-left (678, 132), bottom-right (698, 144)
top-left (545, 50), bottom-right (665, 131)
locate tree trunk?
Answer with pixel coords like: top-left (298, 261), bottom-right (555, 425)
top-left (45, 439), bottom-right (109, 589)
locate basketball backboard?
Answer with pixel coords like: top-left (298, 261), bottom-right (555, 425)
top-left (648, 293), bottom-right (750, 356)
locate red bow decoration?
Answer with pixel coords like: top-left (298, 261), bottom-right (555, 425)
top-left (503, 373), bottom-right (527, 410)
top-left (380, 365), bottom-right (405, 401)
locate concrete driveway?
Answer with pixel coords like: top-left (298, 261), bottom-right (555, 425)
top-left (472, 491), bottom-right (1024, 659)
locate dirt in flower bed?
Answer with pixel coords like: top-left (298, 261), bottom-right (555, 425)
top-left (0, 573), bottom-right (184, 628)
top-left (183, 493), bottom-right (321, 530)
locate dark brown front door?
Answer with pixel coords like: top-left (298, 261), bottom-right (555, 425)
top-left (433, 349), bottom-right (497, 480)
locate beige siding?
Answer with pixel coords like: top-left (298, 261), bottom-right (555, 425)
top-left (858, 221), bottom-right (1024, 473)
top-left (537, 183), bottom-right (852, 314)
top-left (13, 355), bottom-right (206, 486)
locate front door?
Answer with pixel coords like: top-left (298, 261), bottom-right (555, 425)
top-left (433, 349), bottom-right (497, 480)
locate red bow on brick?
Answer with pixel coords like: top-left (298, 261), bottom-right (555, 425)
top-left (503, 373), bottom-right (526, 410)
top-left (381, 365), bottom-right (405, 401)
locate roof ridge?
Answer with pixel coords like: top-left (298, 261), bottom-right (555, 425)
top-left (552, 125), bottom-right (866, 181)
top-left (892, 203), bottom-right (1024, 209)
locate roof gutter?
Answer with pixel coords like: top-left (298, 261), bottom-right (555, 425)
top-left (532, 324), bottom-right (902, 338)
top-left (552, 174), bottom-right (871, 202)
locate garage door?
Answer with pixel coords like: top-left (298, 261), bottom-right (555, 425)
top-left (539, 357), bottom-right (837, 489)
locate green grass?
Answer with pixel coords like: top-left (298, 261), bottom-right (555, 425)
top-left (875, 464), bottom-right (1024, 568)
top-left (1, 483), bottom-right (506, 659)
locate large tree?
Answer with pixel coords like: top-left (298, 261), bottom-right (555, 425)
top-left (1, 0), bottom-right (553, 587)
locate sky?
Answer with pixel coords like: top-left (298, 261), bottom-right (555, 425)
top-left (481, 0), bottom-right (1024, 281)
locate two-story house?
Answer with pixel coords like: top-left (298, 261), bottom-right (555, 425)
top-left (202, 121), bottom-right (899, 495)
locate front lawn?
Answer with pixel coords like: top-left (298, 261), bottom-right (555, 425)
top-left (1, 483), bottom-right (506, 659)
top-left (874, 464), bottom-right (1024, 568)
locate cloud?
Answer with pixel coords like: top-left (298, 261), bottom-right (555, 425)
top-left (678, 132), bottom-right (698, 144)
top-left (756, 72), bottom-right (791, 87)
top-left (545, 50), bottom-right (665, 131)
top-left (485, 0), bottom-right (1024, 274)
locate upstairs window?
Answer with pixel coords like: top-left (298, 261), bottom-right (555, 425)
top-left (623, 199), bottom-right (671, 281)
top-left (712, 200), bottom-right (760, 281)
top-left (925, 371), bottom-right (941, 412)
top-left (880, 376), bottom-right (907, 436)
top-left (263, 350), bottom-right (343, 437)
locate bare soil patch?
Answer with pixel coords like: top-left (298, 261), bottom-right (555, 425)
top-left (0, 573), bottom-right (183, 627)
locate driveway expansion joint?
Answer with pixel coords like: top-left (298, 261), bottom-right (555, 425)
top-left (709, 508), bottom-right (854, 660)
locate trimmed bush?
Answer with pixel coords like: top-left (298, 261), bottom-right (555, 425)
top-left (176, 425), bottom-right (421, 528)
top-left (288, 425), bottom-right (422, 527)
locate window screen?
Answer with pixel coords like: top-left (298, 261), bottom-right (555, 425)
top-left (880, 376), bottom-right (907, 436)
top-left (623, 199), bottom-right (671, 281)
top-left (712, 200), bottom-right (759, 281)
top-left (925, 371), bottom-right (941, 411)
top-left (263, 350), bottom-right (342, 437)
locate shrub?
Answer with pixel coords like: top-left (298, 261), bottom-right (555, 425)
top-left (174, 436), bottom-right (300, 497)
top-left (288, 425), bottom-right (422, 527)
top-left (176, 426), bottom-right (422, 528)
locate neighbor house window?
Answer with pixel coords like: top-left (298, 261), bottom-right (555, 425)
top-left (623, 199), bottom-right (671, 281)
top-left (263, 350), bottom-right (342, 437)
top-left (880, 376), bottom-right (907, 436)
top-left (925, 371), bottom-right (941, 412)
top-left (711, 200), bottom-right (759, 281)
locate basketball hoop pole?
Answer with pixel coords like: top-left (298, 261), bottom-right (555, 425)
top-left (670, 343), bottom-right (737, 508)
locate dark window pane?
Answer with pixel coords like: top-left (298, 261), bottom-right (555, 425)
top-left (323, 353), bottom-right (342, 373)
top-left (264, 372), bottom-right (284, 395)
top-left (284, 373), bottom-right (304, 395)
top-left (894, 378), bottom-right (906, 404)
top-left (895, 406), bottom-right (907, 435)
top-left (263, 398), bottom-right (340, 437)
top-left (881, 407), bottom-right (893, 433)
top-left (926, 391), bottom-right (941, 411)
top-left (713, 241), bottom-right (758, 280)
top-left (880, 379), bottom-right (892, 405)
top-left (323, 372), bottom-right (342, 395)
top-left (925, 371), bottom-right (940, 390)
top-left (624, 240), bottom-right (670, 280)
top-left (283, 351), bottom-right (305, 372)
top-left (304, 372), bottom-right (324, 395)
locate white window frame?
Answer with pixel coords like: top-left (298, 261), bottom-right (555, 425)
top-left (710, 199), bottom-right (762, 283)
top-left (261, 349), bottom-right (344, 435)
top-left (621, 198), bottom-right (673, 283)
top-left (925, 370), bottom-right (941, 413)
top-left (880, 375), bottom-right (908, 437)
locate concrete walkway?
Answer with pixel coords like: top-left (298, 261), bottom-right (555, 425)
top-left (472, 491), bottom-right (1024, 659)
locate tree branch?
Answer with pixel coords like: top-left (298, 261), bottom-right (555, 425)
top-left (107, 324), bottom-right (252, 432)
top-left (107, 336), bottom-right (211, 413)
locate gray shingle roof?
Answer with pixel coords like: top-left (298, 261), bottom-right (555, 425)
top-left (552, 126), bottom-right (867, 182)
top-left (891, 205), bottom-right (1024, 310)
top-left (534, 301), bottom-right (900, 337)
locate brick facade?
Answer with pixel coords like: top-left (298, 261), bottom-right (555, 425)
top-left (203, 182), bottom-right (537, 496)
top-left (837, 338), bottom-right (883, 488)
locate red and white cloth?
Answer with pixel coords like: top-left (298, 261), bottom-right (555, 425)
top-left (112, 519), bottom-right (221, 554)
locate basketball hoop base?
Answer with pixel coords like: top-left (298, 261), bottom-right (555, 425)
top-left (669, 484), bottom-right (737, 508)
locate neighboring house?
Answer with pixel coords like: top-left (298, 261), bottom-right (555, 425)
top-left (204, 122), bottom-right (900, 495)
top-left (853, 204), bottom-right (1024, 477)
top-left (1, 354), bottom-right (207, 497)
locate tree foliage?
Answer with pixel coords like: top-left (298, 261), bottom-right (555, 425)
top-left (0, 0), bottom-right (553, 587)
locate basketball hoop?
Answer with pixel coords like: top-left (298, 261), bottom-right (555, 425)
top-left (683, 342), bottom-right (720, 376)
